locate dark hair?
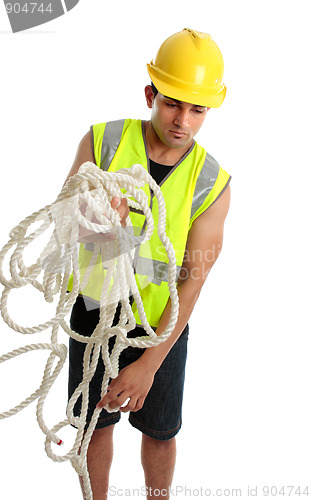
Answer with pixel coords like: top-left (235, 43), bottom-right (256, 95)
top-left (151, 82), bottom-right (158, 97)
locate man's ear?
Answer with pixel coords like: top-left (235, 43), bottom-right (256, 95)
top-left (145, 85), bottom-right (155, 109)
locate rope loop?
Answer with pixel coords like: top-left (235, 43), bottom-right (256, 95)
top-left (0, 162), bottom-right (179, 500)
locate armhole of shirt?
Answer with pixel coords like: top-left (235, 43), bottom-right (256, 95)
top-left (189, 168), bottom-right (231, 231)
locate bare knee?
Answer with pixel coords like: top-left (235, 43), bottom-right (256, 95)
top-left (141, 434), bottom-right (176, 468)
top-left (142, 434), bottom-right (176, 450)
top-left (81, 425), bottom-right (115, 500)
top-left (90, 425), bottom-right (115, 443)
top-left (141, 434), bottom-right (176, 497)
top-left (86, 425), bottom-right (115, 473)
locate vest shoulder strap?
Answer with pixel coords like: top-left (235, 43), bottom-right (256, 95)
top-left (189, 150), bottom-right (231, 229)
top-left (190, 151), bottom-right (220, 219)
top-left (99, 119), bottom-right (125, 170)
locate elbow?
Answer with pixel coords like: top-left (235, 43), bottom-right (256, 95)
top-left (176, 275), bottom-right (205, 315)
top-left (178, 243), bottom-right (223, 289)
top-left (177, 269), bottom-right (206, 299)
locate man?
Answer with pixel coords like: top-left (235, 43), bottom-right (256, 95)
top-left (65, 29), bottom-right (231, 500)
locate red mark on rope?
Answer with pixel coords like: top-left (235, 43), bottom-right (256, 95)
top-left (57, 439), bottom-right (63, 446)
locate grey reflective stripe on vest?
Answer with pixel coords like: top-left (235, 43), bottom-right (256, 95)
top-left (136, 256), bottom-right (181, 286)
top-left (100, 119), bottom-right (125, 171)
top-left (83, 248), bottom-right (180, 286)
top-left (190, 152), bottom-right (220, 219)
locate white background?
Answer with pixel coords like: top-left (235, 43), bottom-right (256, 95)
top-left (0, 0), bottom-right (311, 498)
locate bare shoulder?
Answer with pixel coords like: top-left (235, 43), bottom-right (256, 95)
top-left (77, 129), bottom-right (93, 154)
top-left (193, 185), bottom-right (231, 231)
top-left (63, 130), bottom-right (95, 186)
top-left (185, 185), bottom-right (231, 255)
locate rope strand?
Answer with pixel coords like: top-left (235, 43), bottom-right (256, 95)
top-left (0, 162), bottom-right (179, 500)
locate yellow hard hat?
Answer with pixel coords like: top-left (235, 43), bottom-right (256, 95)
top-left (147, 28), bottom-right (226, 108)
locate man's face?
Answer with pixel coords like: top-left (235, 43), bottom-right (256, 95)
top-left (146, 87), bottom-right (210, 150)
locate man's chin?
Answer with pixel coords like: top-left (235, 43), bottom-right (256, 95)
top-left (165, 134), bottom-right (192, 149)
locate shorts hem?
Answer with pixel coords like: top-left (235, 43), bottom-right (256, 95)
top-left (129, 414), bottom-right (182, 441)
top-left (70, 411), bottom-right (121, 430)
top-left (95, 411), bottom-right (121, 429)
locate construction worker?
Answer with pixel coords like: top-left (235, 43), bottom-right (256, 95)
top-left (65, 29), bottom-right (231, 500)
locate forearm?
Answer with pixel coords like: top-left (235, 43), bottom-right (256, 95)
top-left (138, 278), bottom-right (203, 373)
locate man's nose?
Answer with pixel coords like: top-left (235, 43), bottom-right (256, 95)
top-left (174, 110), bottom-right (189, 128)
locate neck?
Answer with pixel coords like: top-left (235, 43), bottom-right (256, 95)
top-left (144, 121), bottom-right (193, 166)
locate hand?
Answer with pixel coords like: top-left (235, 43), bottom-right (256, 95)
top-left (97, 358), bottom-right (155, 413)
top-left (79, 196), bottom-right (129, 242)
top-left (110, 196), bottom-right (129, 228)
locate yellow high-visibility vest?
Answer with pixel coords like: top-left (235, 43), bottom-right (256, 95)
top-left (68, 119), bottom-right (231, 328)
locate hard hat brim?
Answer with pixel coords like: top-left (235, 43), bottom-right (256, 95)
top-left (147, 63), bottom-right (226, 108)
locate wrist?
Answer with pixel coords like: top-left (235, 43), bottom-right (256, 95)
top-left (137, 347), bottom-right (165, 374)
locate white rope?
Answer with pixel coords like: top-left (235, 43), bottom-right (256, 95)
top-left (0, 162), bottom-right (179, 500)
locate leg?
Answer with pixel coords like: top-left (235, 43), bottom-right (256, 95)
top-left (79, 425), bottom-right (115, 500)
top-left (130, 327), bottom-right (189, 499)
top-left (141, 434), bottom-right (176, 499)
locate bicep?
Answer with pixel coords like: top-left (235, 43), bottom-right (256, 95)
top-left (63, 129), bottom-right (95, 186)
top-left (178, 185), bottom-right (231, 285)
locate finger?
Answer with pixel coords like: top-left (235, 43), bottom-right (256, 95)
top-left (129, 397), bottom-right (145, 413)
top-left (108, 392), bottom-right (129, 410)
top-left (96, 389), bottom-right (119, 409)
top-left (110, 196), bottom-right (121, 209)
top-left (119, 197), bottom-right (129, 214)
top-left (107, 378), bottom-right (118, 390)
top-left (97, 386), bottom-right (127, 410)
top-left (120, 200), bottom-right (130, 227)
top-left (96, 395), bottom-right (110, 409)
top-left (110, 197), bottom-right (129, 228)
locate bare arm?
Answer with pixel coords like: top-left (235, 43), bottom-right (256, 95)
top-left (142, 184), bottom-right (231, 371)
top-left (98, 185), bottom-right (231, 412)
top-left (63, 130), bottom-right (95, 186)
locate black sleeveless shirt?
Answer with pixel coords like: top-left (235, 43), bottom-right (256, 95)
top-left (149, 159), bottom-right (174, 185)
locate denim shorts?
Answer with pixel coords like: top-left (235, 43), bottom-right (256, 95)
top-left (68, 296), bottom-right (189, 441)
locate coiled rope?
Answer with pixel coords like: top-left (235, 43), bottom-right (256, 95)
top-left (0, 162), bottom-right (179, 500)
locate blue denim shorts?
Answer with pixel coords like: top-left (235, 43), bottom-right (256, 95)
top-left (68, 297), bottom-right (189, 441)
